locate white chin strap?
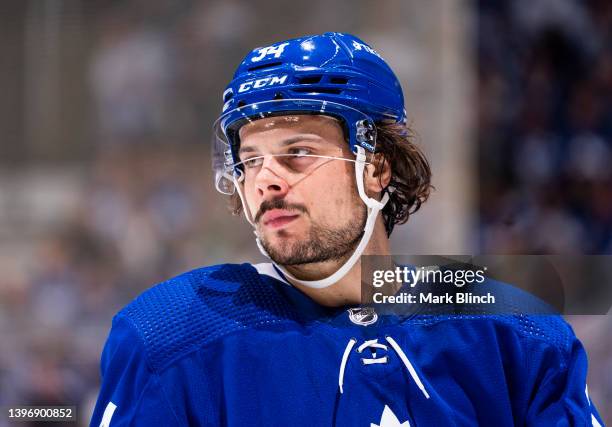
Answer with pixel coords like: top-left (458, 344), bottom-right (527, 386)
top-left (233, 146), bottom-right (388, 289)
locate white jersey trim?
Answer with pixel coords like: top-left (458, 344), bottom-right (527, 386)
top-left (99, 402), bottom-right (117, 427)
top-left (251, 263), bottom-right (291, 286)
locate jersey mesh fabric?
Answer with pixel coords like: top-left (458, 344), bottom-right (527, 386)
top-left (404, 313), bottom-right (574, 370)
top-left (121, 263), bottom-right (299, 372)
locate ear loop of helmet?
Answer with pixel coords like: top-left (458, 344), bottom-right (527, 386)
top-left (231, 144), bottom-right (388, 289)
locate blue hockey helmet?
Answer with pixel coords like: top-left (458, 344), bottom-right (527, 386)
top-left (213, 32), bottom-right (406, 194)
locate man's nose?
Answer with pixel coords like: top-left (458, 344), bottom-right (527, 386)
top-left (254, 158), bottom-right (290, 198)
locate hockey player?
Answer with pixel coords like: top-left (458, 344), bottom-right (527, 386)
top-left (91, 33), bottom-right (604, 426)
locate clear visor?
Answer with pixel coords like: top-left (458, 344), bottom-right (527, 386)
top-left (212, 99), bottom-right (376, 195)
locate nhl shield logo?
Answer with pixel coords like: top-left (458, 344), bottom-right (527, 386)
top-left (348, 307), bottom-right (378, 326)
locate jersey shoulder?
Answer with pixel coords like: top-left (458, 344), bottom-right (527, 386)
top-left (406, 273), bottom-right (576, 360)
top-left (409, 313), bottom-right (576, 361)
top-left (116, 263), bottom-right (297, 372)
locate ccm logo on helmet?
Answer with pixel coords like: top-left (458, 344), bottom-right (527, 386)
top-left (238, 75), bottom-right (288, 93)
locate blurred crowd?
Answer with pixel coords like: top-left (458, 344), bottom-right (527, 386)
top-left (478, 0), bottom-right (612, 254)
top-left (477, 1), bottom-right (612, 420)
top-left (0, 146), bottom-right (255, 426)
top-left (0, 0), bottom-right (610, 425)
top-left (1, 3), bottom-right (260, 424)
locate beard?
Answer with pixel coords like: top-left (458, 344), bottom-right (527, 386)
top-left (258, 201), bottom-right (368, 266)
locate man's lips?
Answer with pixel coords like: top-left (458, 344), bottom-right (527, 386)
top-left (261, 209), bottom-right (300, 229)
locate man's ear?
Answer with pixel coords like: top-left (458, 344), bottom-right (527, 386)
top-left (364, 153), bottom-right (391, 195)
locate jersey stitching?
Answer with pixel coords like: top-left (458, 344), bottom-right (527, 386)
top-left (115, 313), bottom-right (157, 374)
top-left (153, 370), bottom-right (183, 426)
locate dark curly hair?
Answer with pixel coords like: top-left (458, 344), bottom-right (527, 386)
top-left (227, 121), bottom-right (433, 236)
top-left (373, 122), bottom-right (433, 236)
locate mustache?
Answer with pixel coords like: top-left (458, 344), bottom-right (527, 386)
top-left (254, 199), bottom-right (308, 224)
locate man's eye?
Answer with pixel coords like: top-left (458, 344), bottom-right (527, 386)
top-left (290, 148), bottom-right (312, 157)
top-left (243, 157), bottom-right (264, 168)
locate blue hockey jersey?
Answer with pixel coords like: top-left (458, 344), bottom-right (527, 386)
top-left (90, 263), bottom-right (604, 426)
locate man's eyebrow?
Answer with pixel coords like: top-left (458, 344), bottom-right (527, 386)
top-left (238, 135), bottom-right (323, 155)
top-left (237, 146), bottom-right (258, 155)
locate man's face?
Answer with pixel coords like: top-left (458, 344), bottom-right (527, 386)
top-left (237, 115), bottom-right (367, 265)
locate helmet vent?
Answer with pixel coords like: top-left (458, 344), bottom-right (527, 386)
top-left (330, 77), bottom-right (349, 84)
top-left (292, 87), bottom-right (343, 95)
top-left (247, 61), bottom-right (282, 72)
top-left (298, 75), bottom-right (322, 84)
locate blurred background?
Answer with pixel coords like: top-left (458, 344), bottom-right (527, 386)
top-left (0, 0), bottom-right (610, 425)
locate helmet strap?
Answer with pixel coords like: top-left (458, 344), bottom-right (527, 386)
top-left (232, 171), bottom-right (261, 245)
